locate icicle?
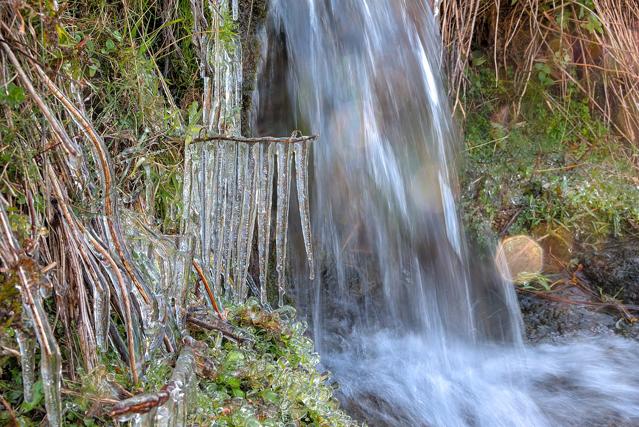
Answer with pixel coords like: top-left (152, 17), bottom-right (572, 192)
top-left (92, 273), bottom-right (110, 350)
top-left (222, 142), bottom-right (237, 292)
top-left (155, 345), bottom-right (196, 426)
top-left (293, 141), bottom-right (315, 280)
top-left (210, 141), bottom-right (227, 297)
top-left (199, 143), bottom-right (211, 263)
top-left (275, 143), bottom-right (292, 307)
top-left (234, 46), bottom-right (242, 112)
top-left (202, 142), bottom-right (220, 268)
top-left (234, 144), bottom-right (259, 302)
top-left (16, 329), bottom-right (35, 403)
top-left (33, 296), bottom-right (63, 427)
top-left (180, 143), bottom-right (195, 235)
top-left (174, 234), bottom-right (193, 331)
top-left (230, 143), bottom-right (248, 299)
top-left (257, 143), bottom-right (275, 304)
top-left (232, 0), bottom-right (239, 21)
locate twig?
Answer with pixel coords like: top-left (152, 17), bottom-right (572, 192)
top-left (520, 288), bottom-right (639, 320)
top-left (0, 394), bottom-right (17, 427)
top-left (192, 134), bottom-right (318, 145)
top-left (186, 313), bottom-right (243, 342)
top-left (0, 345), bottom-right (20, 358)
top-left (499, 206), bottom-right (524, 236)
top-left (192, 259), bottom-right (225, 320)
top-left (109, 345), bottom-right (196, 419)
top-left (108, 388), bottom-right (172, 418)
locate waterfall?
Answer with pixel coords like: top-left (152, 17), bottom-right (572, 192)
top-left (254, 1), bottom-right (639, 425)
top-left (257, 0), bottom-right (523, 346)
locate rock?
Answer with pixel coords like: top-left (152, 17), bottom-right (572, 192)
top-left (518, 283), bottom-right (639, 343)
top-left (581, 237), bottom-right (639, 305)
top-left (519, 290), bottom-right (615, 343)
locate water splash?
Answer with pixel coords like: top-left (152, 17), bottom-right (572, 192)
top-left (327, 333), bottom-right (639, 426)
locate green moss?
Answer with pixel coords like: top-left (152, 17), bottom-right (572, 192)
top-left (189, 299), bottom-right (358, 426)
top-left (461, 63), bottom-right (639, 253)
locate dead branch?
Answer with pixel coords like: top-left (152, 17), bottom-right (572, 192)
top-left (192, 133), bottom-right (318, 145)
top-left (186, 312), bottom-right (244, 342)
top-left (108, 388), bottom-right (172, 418)
top-left (192, 259), bottom-right (225, 320)
top-left (108, 345), bottom-right (196, 419)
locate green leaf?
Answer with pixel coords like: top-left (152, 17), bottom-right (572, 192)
top-left (187, 101), bottom-right (200, 125)
top-left (88, 64), bottom-right (99, 78)
top-left (261, 390), bottom-right (279, 403)
top-left (0, 83), bottom-right (26, 108)
top-left (21, 380), bottom-right (43, 412)
top-left (222, 376), bottom-right (241, 389)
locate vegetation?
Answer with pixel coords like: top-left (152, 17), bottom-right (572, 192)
top-left (0, 299), bottom-right (355, 426)
top-left (451, 0), bottom-right (639, 260)
top-left (189, 301), bottom-right (356, 426)
top-left (441, 0), bottom-right (639, 146)
top-left (461, 65), bottom-right (638, 253)
top-left (0, 0), bottom-right (331, 425)
top-left (455, 1), bottom-right (639, 317)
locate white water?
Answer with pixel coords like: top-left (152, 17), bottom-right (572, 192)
top-left (254, 1), bottom-right (639, 425)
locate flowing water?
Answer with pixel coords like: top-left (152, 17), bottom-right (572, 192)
top-left (253, 1), bottom-right (639, 425)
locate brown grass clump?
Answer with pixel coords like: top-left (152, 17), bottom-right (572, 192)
top-left (438, 0), bottom-right (639, 146)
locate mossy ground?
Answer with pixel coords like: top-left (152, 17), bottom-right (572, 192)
top-left (461, 63), bottom-right (639, 260)
top-left (0, 300), bottom-right (357, 426)
top-left (188, 301), bottom-right (357, 426)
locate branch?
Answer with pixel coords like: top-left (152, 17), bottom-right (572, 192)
top-left (192, 259), bottom-right (225, 320)
top-left (108, 346), bottom-right (196, 419)
top-left (108, 389), bottom-right (171, 419)
top-left (192, 134), bottom-right (318, 145)
top-left (186, 312), bottom-right (244, 342)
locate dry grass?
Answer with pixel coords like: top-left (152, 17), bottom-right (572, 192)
top-left (438, 0), bottom-right (639, 147)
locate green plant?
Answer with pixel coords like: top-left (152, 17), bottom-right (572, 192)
top-left (189, 300), bottom-right (357, 426)
top-left (462, 62), bottom-right (638, 255)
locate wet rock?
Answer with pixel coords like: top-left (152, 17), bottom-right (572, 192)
top-left (239, 0), bottom-right (270, 135)
top-left (519, 292), bottom-right (614, 343)
top-left (581, 237), bottom-right (639, 305)
top-left (518, 285), bottom-right (639, 343)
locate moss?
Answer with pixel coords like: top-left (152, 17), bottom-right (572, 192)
top-left (461, 62), bottom-right (639, 258)
top-left (0, 271), bottom-right (21, 331)
top-left (189, 299), bottom-right (358, 426)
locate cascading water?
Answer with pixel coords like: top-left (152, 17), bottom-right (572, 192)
top-left (254, 1), bottom-right (639, 426)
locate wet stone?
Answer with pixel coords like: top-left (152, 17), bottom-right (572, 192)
top-left (581, 237), bottom-right (639, 305)
top-left (518, 285), bottom-right (639, 343)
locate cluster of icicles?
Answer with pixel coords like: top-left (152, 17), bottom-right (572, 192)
top-left (183, 137), bottom-right (315, 308)
top-left (185, 0), bottom-right (314, 309)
